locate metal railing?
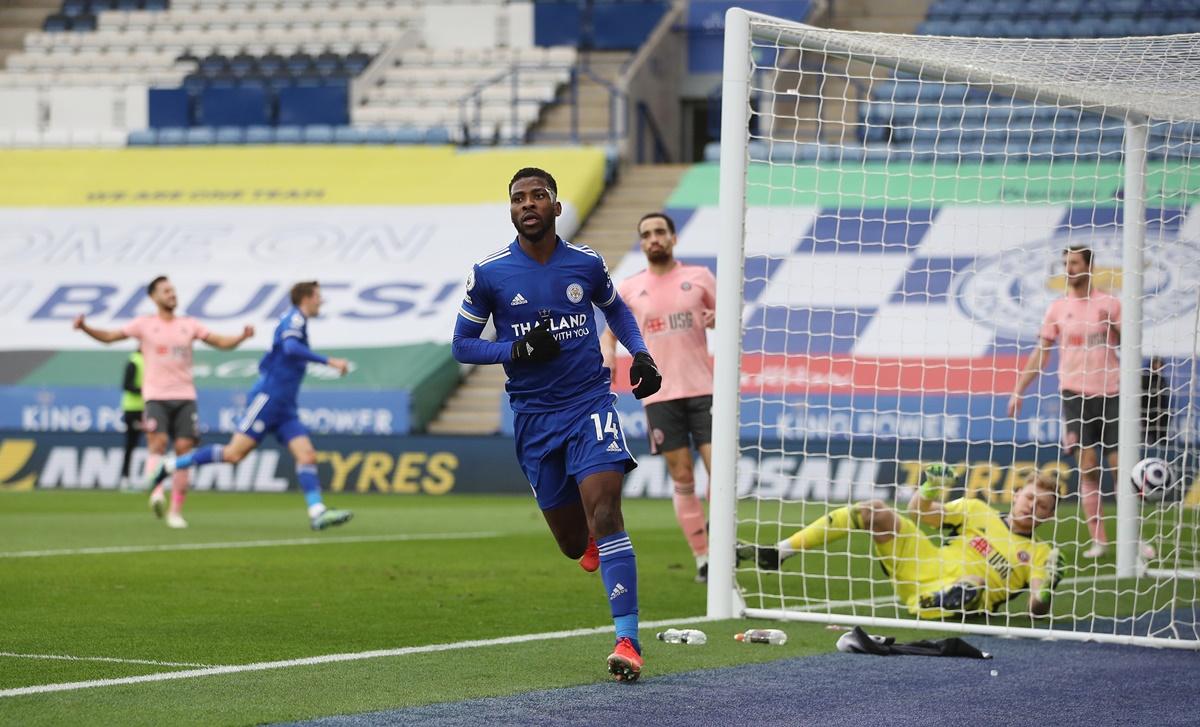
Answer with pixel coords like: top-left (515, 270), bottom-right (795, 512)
top-left (454, 60), bottom-right (625, 146)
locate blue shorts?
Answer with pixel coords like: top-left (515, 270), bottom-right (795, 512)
top-left (237, 391), bottom-right (308, 445)
top-left (512, 393), bottom-right (636, 511)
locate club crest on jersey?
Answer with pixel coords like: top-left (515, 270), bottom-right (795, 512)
top-left (465, 270), bottom-right (475, 292)
top-left (566, 283), bottom-right (584, 303)
top-left (681, 281), bottom-right (692, 291)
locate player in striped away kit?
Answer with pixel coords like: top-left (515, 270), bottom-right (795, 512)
top-left (452, 168), bottom-right (662, 682)
top-left (601, 212), bottom-right (717, 583)
top-left (147, 281), bottom-right (353, 531)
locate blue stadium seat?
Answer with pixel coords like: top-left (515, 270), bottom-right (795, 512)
top-left (425, 126), bottom-right (452, 144)
top-left (198, 87), bottom-right (271, 126)
top-left (363, 126), bottom-right (394, 144)
top-left (148, 87), bottom-right (191, 128)
top-left (127, 129), bottom-right (157, 146)
top-left (1074, 17), bottom-right (1106, 37)
top-left (244, 125), bottom-right (274, 144)
top-left (182, 73), bottom-right (206, 94)
top-left (393, 127), bottom-right (426, 144)
top-left (273, 125), bottom-right (303, 144)
top-left (987, 0), bottom-right (1024, 20)
top-left (229, 53), bottom-right (257, 77)
top-left (143, 0), bottom-right (167, 9)
top-left (917, 20), bottom-right (954, 35)
top-left (199, 54), bottom-right (228, 78)
top-left (157, 127), bottom-right (187, 145)
top-left (61, 0), bottom-right (86, 17)
top-left (185, 127), bottom-right (216, 145)
top-left (116, 0), bottom-right (140, 10)
top-left (43, 14), bottom-right (69, 31)
top-left (257, 53), bottom-right (285, 77)
top-left (333, 126), bottom-right (368, 144)
top-left (214, 126), bottom-right (245, 144)
top-left (277, 85), bottom-right (348, 126)
top-left (71, 13), bottom-right (96, 31)
top-left (1101, 17), bottom-right (1136, 36)
top-left (1042, 19), bottom-right (1073, 38)
top-left (925, 0), bottom-right (961, 21)
top-left (302, 124), bottom-right (335, 143)
top-left (1045, 0), bottom-right (1083, 20)
top-left (344, 52), bottom-right (372, 75)
top-left (315, 52), bottom-right (343, 77)
top-left (1106, 0), bottom-right (1141, 20)
top-left (285, 53), bottom-right (315, 76)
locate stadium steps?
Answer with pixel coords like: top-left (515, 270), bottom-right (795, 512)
top-left (0, 0), bottom-right (59, 66)
top-left (529, 50), bottom-right (630, 144)
top-left (426, 163), bottom-right (689, 436)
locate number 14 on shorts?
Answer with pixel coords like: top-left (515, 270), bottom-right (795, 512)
top-left (591, 412), bottom-right (619, 440)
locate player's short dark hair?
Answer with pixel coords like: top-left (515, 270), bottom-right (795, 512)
top-left (509, 167), bottom-right (557, 197)
top-left (638, 212), bottom-right (675, 235)
top-left (290, 281), bottom-right (320, 306)
top-left (1063, 245), bottom-right (1092, 267)
top-left (147, 276), bottom-right (168, 296)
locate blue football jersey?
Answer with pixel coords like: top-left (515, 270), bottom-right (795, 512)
top-left (252, 307), bottom-right (312, 403)
top-left (459, 237), bottom-right (617, 412)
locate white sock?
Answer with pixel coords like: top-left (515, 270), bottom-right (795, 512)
top-left (164, 458), bottom-right (177, 474)
top-left (695, 554), bottom-right (709, 569)
top-left (776, 540), bottom-right (799, 559)
top-left (307, 503), bottom-right (327, 519)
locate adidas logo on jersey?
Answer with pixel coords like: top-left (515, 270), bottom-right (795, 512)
top-left (606, 441), bottom-right (622, 452)
top-left (609, 583), bottom-right (628, 600)
top-left (510, 293), bottom-right (528, 306)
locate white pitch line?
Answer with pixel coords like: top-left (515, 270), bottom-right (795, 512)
top-left (0, 615), bottom-right (713, 699)
top-left (0, 532), bottom-right (502, 559)
top-left (0, 653), bottom-right (215, 668)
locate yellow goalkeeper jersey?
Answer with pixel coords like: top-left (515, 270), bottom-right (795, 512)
top-left (937, 498), bottom-right (1054, 611)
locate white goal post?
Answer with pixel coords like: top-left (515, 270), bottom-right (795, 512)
top-left (707, 8), bottom-right (1200, 650)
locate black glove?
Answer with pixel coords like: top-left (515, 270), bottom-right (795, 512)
top-left (630, 351), bottom-right (662, 400)
top-left (511, 322), bottom-right (560, 363)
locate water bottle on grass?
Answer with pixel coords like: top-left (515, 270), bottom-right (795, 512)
top-left (735, 628), bottom-right (788, 645)
top-left (656, 628), bottom-right (708, 645)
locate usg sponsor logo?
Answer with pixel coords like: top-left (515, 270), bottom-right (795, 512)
top-left (955, 230), bottom-right (1200, 341)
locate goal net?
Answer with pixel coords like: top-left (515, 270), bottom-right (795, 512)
top-left (706, 9), bottom-right (1200, 649)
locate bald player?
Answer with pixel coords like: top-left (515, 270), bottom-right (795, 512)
top-left (601, 211), bottom-right (716, 583)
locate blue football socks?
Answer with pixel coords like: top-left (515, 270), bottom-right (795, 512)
top-left (597, 531), bottom-right (639, 647)
top-left (297, 463), bottom-right (323, 510)
top-left (175, 444), bottom-right (222, 470)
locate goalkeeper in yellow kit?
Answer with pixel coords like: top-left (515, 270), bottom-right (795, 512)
top-left (739, 465), bottom-right (1063, 618)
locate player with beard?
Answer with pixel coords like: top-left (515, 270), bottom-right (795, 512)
top-left (74, 276), bottom-right (253, 528)
top-left (146, 281), bottom-right (353, 531)
top-left (601, 212), bottom-right (716, 583)
top-left (1008, 246), bottom-right (1155, 559)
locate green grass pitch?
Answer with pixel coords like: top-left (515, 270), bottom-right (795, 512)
top-left (0, 491), bottom-right (1194, 725)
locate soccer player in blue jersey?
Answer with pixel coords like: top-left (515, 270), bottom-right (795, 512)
top-left (453, 167), bottom-right (662, 682)
top-left (147, 281), bottom-right (354, 531)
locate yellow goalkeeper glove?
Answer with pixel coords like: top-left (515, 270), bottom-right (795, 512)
top-left (919, 463), bottom-right (958, 501)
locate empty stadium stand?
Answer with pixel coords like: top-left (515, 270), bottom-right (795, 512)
top-left (0, 0), bottom-right (578, 146)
